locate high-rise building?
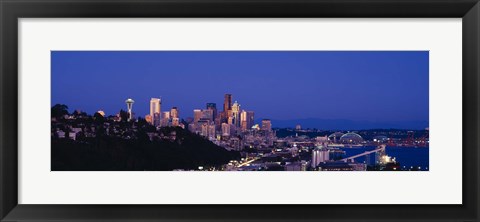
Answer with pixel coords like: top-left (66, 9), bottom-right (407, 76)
top-left (223, 94), bottom-right (232, 113)
top-left (193, 109), bottom-right (202, 123)
top-left (202, 109), bottom-right (214, 122)
top-left (150, 98), bottom-right (161, 126)
top-left (261, 119), bottom-right (272, 131)
top-left (206, 103), bottom-right (217, 121)
top-left (125, 98), bottom-right (135, 121)
top-left (232, 101), bottom-right (241, 127)
top-left (162, 111), bottom-right (170, 120)
top-left (222, 94), bottom-right (233, 124)
top-left (161, 111), bottom-right (170, 127)
top-left (153, 113), bottom-right (161, 127)
top-left (241, 110), bottom-right (255, 131)
top-left (214, 115), bottom-right (222, 130)
top-left (170, 107), bottom-right (179, 119)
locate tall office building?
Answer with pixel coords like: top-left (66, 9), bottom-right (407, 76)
top-left (150, 98), bottom-right (161, 126)
top-left (231, 101), bottom-right (241, 127)
top-left (240, 110), bottom-right (255, 131)
top-left (223, 94), bottom-right (232, 113)
top-left (193, 109), bottom-right (202, 123)
top-left (202, 109), bottom-right (214, 123)
top-left (206, 103), bottom-right (217, 121)
top-left (161, 111), bottom-right (170, 127)
top-left (170, 107), bottom-right (179, 119)
top-left (262, 119), bottom-right (272, 131)
top-left (222, 94), bottom-right (233, 123)
top-left (125, 98), bottom-right (135, 121)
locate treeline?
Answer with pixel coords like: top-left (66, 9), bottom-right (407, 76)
top-left (52, 127), bottom-right (240, 171)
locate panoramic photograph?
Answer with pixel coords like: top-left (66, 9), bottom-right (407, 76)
top-left (51, 51), bottom-right (429, 171)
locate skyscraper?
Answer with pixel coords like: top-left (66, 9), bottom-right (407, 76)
top-left (193, 109), bottom-right (202, 123)
top-left (232, 101), bottom-right (241, 127)
top-left (125, 98), bottom-right (135, 121)
top-left (150, 98), bottom-right (161, 126)
top-left (202, 109), bottom-right (214, 122)
top-left (206, 103), bottom-right (217, 121)
top-left (241, 110), bottom-right (254, 131)
top-left (223, 94), bottom-right (232, 113)
top-left (170, 107), bottom-right (179, 119)
top-left (161, 111), bottom-right (170, 127)
top-left (222, 94), bottom-right (233, 123)
top-left (246, 111), bottom-right (254, 129)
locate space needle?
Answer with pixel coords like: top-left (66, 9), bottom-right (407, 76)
top-left (125, 98), bottom-right (135, 121)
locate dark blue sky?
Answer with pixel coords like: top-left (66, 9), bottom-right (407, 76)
top-left (52, 51), bottom-right (429, 126)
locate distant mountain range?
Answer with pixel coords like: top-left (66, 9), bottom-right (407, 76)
top-left (257, 118), bottom-right (428, 130)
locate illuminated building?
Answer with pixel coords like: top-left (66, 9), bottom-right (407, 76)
top-left (261, 119), bottom-right (272, 131)
top-left (223, 94), bottom-right (232, 113)
top-left (232, 101), bottom-right (241, 127)
top-left (125, 98), bottom-right (135, 121)
top-left (221, 123), bottom-right (230, 136)
top-left (241, 121), bottom-right (248, 132)
top-left (222, 94), bottom-right (233, 123)
top-left (199, 122), bottom-right (215, 139)
top-left (208, 124), bottom-right (216, 139)
top-left (240, 110), bottom-right (254, 131)
top-left (201, 123), bottom-right (209, 137)
top-left (193, 109), bottom-right (202, 123)
top-left (202, 109), bottom-right (214, 122)
top-left (153, 113), bottom-right (161, 127)
top-left (161, 111), bottom-right (170, 127)
top-left (311, 147), bottom-right (329, 168)
top-left (172, 117), bottom-right (180, 127)
top-left (145, 114), bottom-right (153, 124)
top-left (162, 111), bottom-right (170, 120)
top-left (150, 98), bottom-right (161, 126)
top-left (170, 107), bottom-right (179, 119)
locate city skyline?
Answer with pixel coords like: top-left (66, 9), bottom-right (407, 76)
top-left (51, 51), bottom-right (429, 171)
top-left (52, 51), bottom-right (429, 129)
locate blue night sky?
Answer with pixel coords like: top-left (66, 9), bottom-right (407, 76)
top-left (51, 51), bottom-right (429, 128)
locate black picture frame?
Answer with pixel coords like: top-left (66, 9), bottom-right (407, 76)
top-left (1, 0), bottom-right (479, 221)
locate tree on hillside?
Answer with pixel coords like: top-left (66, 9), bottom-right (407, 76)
top-left (51, 104), bottom-right (69, 118)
